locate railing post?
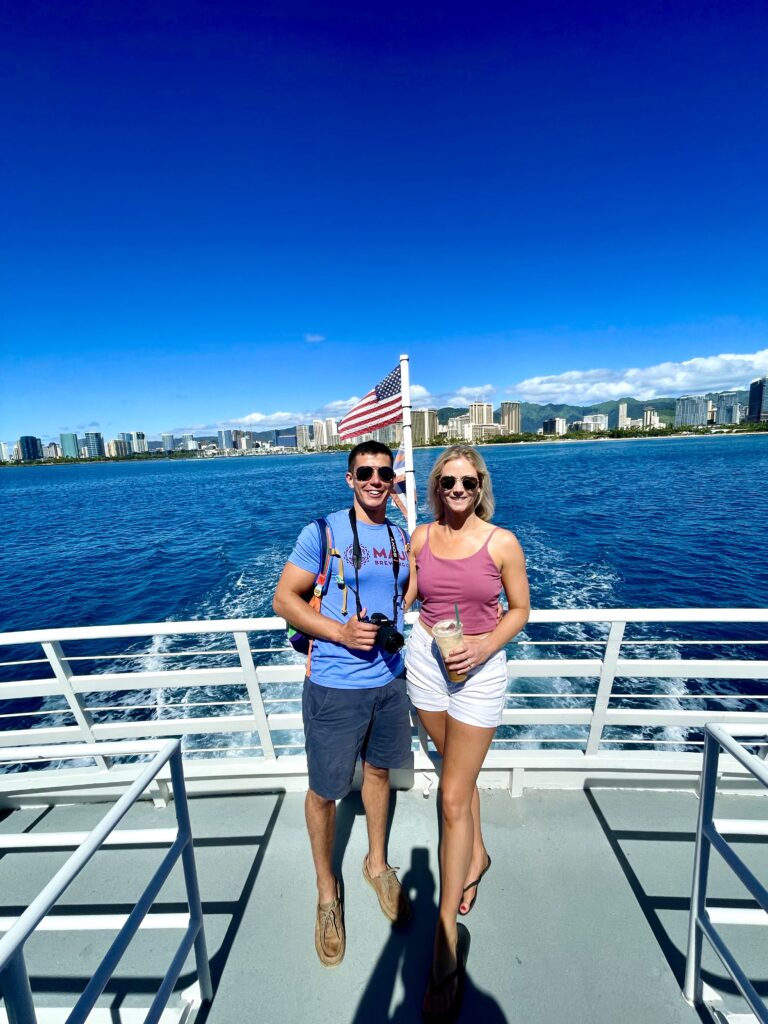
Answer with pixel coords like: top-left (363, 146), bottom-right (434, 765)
top-left (683, 730), bottom-right (719, 1005)
top-left (168, 748), bottom-right (213, 1002)
top-left (1, 949), bottom-right (38, 1024)
top-left (585, 620), bottom-right (625, 756)
top-left (233, 632), bottom-right (276, 759)
top-left (41, 641), bottom-right (109, 770)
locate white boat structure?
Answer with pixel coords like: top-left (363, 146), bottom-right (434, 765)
top-left (0, 608), bottom-right (767, 1023)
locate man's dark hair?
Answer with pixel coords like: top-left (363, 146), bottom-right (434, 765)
top-left (347, 440), bottom-right (394, 471)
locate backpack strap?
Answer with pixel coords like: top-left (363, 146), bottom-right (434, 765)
top-left (312, 517), bottom-right (333, 595)
top-left (307, 517), bottom-right (335, 675)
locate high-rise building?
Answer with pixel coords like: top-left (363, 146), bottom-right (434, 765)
top-left (500, 402), bottom-right (521, 435)
top-left (162, 433), bottom-right (175, 452)
top-left (0, 442), bottom-right (9, 462)
top-left (217, 429), bottom-right (233, 450)
top-left (447, 414), bottom-right (470, 438)
top-left (273, 427), bottom-right (298, 448)
top-left (674, 396), bottom-right (707, 427)
top-left (643, 407), bottom-right (661, 429)
top-left (117, 432), bottom-right (134, 453)
top-left (542, 418), bottom-right (566, 436)
top-left (715, 392), bottom-right (742, 425)
top-left (748, 377), bottom-right (768, 423)
top-left (296, 424), bottom-right (311, 449)
top-left (180, 434), bottom-right (197, 451)
top-left (372, 424), bottom-right (401, 445)
top-left (582, 414), bottom-right (609, 432)
top-left (312, 420), bottom-right (327, 449)
top-left (469, 402), bottom-right (494, 426)
top-left (324, 418), bottom-right (338, 446)
top-left (467, 423), bottom-right (497, 442)
top-left (130, 431), bottom-right (148, 454)
top-left (60, 432), bottom-right (80, 458)
top-left (107, 438), bottom-right (131, 457)
top-left (44, 442), bottom-right (61, 459)
top-left (411, 408), bottom-right (439, 445)
top-left (411, 410), bottom-right (427, 446)
top-left (19, 436), bottom-right (44, 461)
top-left (85, 432), bottom-right (106, 458)
top-left (617, 402), bottom-right (629, 429)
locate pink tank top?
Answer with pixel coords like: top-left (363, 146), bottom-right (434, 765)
top-left (416, 525), bottom-right (502, 634)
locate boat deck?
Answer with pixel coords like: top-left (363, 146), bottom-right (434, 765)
top-left (2, 784), bottom-right (768, 1023)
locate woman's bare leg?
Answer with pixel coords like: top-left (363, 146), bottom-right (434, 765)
top-left (419, 711), bottom-right (495, 1015)
top-left (417, 709), bottom-right (490, 911)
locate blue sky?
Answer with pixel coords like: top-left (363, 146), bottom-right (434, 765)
top-left (2, 1), bottom-right (766, 441)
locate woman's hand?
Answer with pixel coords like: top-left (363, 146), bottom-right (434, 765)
top-left (444, 636), bottom-right (495, 675)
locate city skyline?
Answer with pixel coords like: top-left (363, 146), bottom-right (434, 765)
top-left (3, 4), bottom-right (766, 444)
top-left (7, 379), bottom-right (767, 460)
top-left (4, 348), bottom-right (767, 445)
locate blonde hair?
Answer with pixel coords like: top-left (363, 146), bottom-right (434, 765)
top-left (427, 445), bottom-right (495, 522)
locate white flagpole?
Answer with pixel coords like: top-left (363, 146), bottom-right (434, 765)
top-left (399, 353), bottom-right (417, 533)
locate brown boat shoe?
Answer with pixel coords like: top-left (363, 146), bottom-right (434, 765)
top-left (315, 879), bottom-right (345, 967)
top-left (362, 855), bottom-right (412, 926)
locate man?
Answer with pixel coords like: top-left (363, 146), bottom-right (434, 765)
top-left (273, 440), bottom-right (413, 967)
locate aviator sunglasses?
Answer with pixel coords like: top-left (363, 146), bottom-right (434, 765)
top-left (440, 475), bottom-right (479, 491)
top-left (354, 465), bottom-right (395, 483)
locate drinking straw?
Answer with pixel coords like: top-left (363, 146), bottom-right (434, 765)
top-left (454, 603), bottom-right (460, 627)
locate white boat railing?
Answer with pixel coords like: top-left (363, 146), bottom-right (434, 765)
top-left (0, 609), bottom-right (766, 799)
top-left (684, 724), bottom-right (768, 1023)
top-left (0, 739), bottom-right (212, 1024)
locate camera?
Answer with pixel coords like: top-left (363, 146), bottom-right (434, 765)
top-left (363, 612), bottom-right (405, 653)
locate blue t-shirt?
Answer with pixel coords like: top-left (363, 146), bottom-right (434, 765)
top-left (288, 508), bottom-right (410, 689)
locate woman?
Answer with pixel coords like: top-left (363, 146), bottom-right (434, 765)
top-left (404, 445), bottom-right (530, 1020)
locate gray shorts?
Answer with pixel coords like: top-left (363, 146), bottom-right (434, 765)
top-left (302, 675), bottom-right (412, 800)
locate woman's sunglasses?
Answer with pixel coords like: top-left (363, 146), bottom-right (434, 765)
top-left (354, 465), bottom-right (395, 483)
top-left (440, 475), bottom-right (479, 491)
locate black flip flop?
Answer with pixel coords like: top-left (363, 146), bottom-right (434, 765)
top-left (422, 944), bottom-right (467, 1023)
top-left (458, 854), bottom-right (492, 916)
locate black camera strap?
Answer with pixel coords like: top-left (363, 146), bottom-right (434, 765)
top-left (348, 507), bottom-right (401, 623)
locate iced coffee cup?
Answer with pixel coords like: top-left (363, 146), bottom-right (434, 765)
top-left (432, 619), bottom-right (467, 683)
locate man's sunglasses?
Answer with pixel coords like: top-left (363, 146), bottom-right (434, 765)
top-left (354, 465), bottom-right (395, 483)
top-left (440, 475), bottom-right (479, 491)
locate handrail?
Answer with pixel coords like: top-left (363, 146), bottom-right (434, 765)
top-left (684, 724), bottom-right (768, 1022)
top-left (0, 610), bottom-right (766, 796)
top-left (0, 607), bottom-right (767, 647)
top-left (0, 739), bottom-right (212, 1024)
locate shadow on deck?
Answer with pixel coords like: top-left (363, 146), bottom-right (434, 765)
top-left (2, 785), bottom-right (768, 1023)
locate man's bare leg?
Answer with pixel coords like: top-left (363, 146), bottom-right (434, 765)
top-left (361, 760), bottom-right (390, 875)
top-left (305, 788), bottom-right (337, 904)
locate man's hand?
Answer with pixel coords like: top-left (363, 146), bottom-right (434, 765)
top-left (338, 608), bottom-right (379, 651)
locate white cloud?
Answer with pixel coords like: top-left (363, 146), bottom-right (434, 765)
top-left (322, 397), bottom-right (359, 415)
top-left (230, 410), bottom-right (301, 427)
top-left (410, 383), bottom-right (435, 408)
top-left (443, 384), bottom-right (495, 407)
top-left (304, 333), bottom-right (325, 343)
top-left (509, 349), bottom-right (768, 404)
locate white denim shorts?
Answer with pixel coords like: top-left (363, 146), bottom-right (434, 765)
top-left (404, 618), bottom-right (508, 729)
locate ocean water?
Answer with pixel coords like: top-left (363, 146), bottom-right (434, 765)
top-left (1, 435), bottom-right (767, 754)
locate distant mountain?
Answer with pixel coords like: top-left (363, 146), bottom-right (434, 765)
top-left (161, 389), bottom-right (750, 444)
top-left (435, 390), bottom-right (748, 433)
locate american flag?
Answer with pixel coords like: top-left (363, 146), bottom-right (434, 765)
top-left (337, 365), bottom-right (403, 440)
